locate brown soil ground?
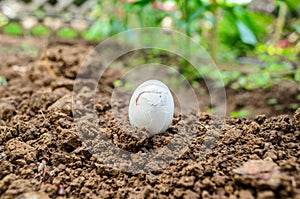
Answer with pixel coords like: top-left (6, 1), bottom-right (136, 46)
top-left (0, 35), bottom-right (299, 199)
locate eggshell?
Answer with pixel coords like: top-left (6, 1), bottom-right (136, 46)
top-left (128, 80), bottom-right (174, 136)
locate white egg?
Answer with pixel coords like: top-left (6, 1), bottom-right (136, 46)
top-left (128, 80), bottom-right (174, 136)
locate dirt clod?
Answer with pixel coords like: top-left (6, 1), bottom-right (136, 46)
top-left (16, 191), bottom-right (50, 199)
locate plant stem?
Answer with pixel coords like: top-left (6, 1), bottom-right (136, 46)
top-left (184, 0), bottom-right (190, 36)
top-left (211, 0), bottom-right (219, 63)
top-left (273, 1), bottom-right (287, 44)
top-left (177, 0), bottom-right (191, 74)
top-left (137, 10), bottom-right (144, 28)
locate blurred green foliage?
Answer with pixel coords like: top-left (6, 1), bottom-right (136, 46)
top-left (57, 27), bottom-right (77, 38)
top-left (30, 25), bottom-right (50, 36)
top-left (3, 23), bottom-right (23, 35)
top-left (0, 0), bottom-right (299, 92)
top-left (83, 20), bottom-right (110, 40)
top-left (1, 0), bottom-right (299, 58)
top-left (230, 109), bottom-right (250, 117)
top-left (267, 98), bottom-right (278, 105)
top-left (0, 76), bottom-right (7, 86)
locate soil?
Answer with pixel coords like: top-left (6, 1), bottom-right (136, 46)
top-left (0, 35), bottom-right (299, 199)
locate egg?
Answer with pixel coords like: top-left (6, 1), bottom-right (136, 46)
top-left (128, 80), bottom-right (174, 136)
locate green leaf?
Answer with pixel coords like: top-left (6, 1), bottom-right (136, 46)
top-left (192, 81), bottom-right (200, 88)
top-left (251, 70), bottom-right (271, 89)
top-left (124, 3), bottom-right (134, 12)
top-left (267, 63), bottom-right (292, 72)
top-left (232, 6), bottom-right (268, 43)
top-left (221, 71), bottom-right (241, 85)
top-left (230, 110), bottom-right (250, 117)
top-left (290, 103), bottom-right (299, 110)
top-left (295, 67), bottom-right (300, 83)
top-left (0, 76), bottom-right (7, 86)
top-left (235, 20), bottom-right (257, 45)
top-left (3, 23), bottom-right (23, 36)
top-left (110, 19), bottom-right (126, 34)
top-left (83, 21), bottom-right (110, 41)
top-left (285, 0), bottom-right (300, 15)
top-left (132, 0), bottom-right (152, 6)
top-left (246, 12), bottom-right (273, 39)
top-left (113, 80), bottom-right (122, 88)
top-left (267, 98), bottom-right (278, 105)
top-left (57, 27), bottom-right (77, 39)
top-left (30, 25), bottom-right (50, 36)
top-left (237, 76), bottom-right (247, 87)
top-left (189, 7), bottom-right (205, 21)
top-left (219, 11), bottom-right (239, 43)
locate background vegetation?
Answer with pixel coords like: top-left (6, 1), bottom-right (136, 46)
top-left (0, 0), bottom-right (299, 116)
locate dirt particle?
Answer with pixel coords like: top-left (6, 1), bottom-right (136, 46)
top-left (0, 102), bottom-right (16, 121)
top-left (201, 178), bottom-right (216, 191)
top-left (177, 176), bottom-right (195, 187)
top-left (233, 159), bottom-right (279, 175)
top-left (16, 191), bottom-right (50, 199)
top-left (30, 92), bottom-right (61, 113)
top-left (264, 150), bottom-right (278, 160)
top-left (173, 188), bottom-right (184, 198)
top-left (0, 174), bottom-right (17, 194)
top-left (239, 190), bottom-right (254, 199)
top-left (70, 176), bottom-right (86, 187)
top-left (0, 160), bottom-right (14, 179)
top-left (48, 94), bottom-right (73, 116)
top-left (183, 189), bottom-right (199, 199)
top-left (234, 159), bottom-right (283, 190)
top-left (225, 185), bottom-right (234, 195)
top-left (212, 174), bottom-right (227, 186)
top-left (5, 139), bottom-right (36, 163)
top-left (2, 179), bottom-right (35, 198)
top-left (257, 190), bottom-right (275, 199)
top-left (201, 190), bottom-right (210, 199)
top-left (293, 108), bottom-right (300, 126)
top-left (193, 181), bottom-right (201, 193)
top-left (254, 114), bottom-right (267, 124)
top-left (58, 130), bottom-right (82, 152)
top-left (51, 77), bottom-right (74, 91)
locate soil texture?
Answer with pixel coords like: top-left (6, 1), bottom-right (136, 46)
top-left (0, 36), bottom-right (299, 199)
